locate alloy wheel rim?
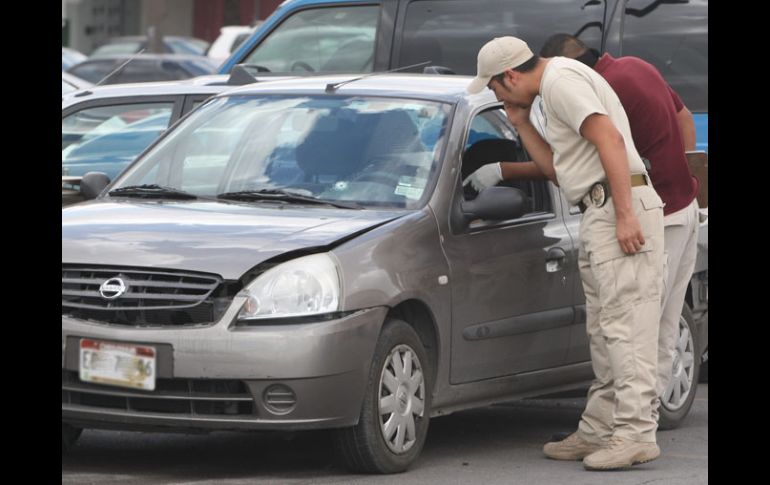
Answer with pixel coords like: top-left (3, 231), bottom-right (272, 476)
top-left (662, 315), bottom-right (696, 411)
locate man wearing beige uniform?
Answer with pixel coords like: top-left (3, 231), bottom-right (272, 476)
top-left (467, 37), bottom-right (665, 470)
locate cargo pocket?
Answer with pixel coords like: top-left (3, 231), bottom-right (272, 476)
top-left (639, 192), bottom-right (664, 213)
top-left (589, 239), bottom-right (656, 314)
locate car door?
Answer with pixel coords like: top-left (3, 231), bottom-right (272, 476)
top-left (441, 106), bottom-right (580, 384)
top-left (556, 189), bottom-right (593, 365)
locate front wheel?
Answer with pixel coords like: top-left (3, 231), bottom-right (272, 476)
top-left (332, 319), bottom-right (431, 474)
top-left (658, 303), bottom-right (700, 430)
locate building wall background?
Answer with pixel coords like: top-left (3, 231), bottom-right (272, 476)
top-left (63, 0), bottom-right (276, 55)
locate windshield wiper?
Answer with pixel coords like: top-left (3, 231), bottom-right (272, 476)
top-left (108, 184), bottom-right (199, 200)
top-left (216, 189), bottom-right (363, 210)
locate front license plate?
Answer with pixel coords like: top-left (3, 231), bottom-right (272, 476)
top-left (79, 339), bottom-right (156, 391)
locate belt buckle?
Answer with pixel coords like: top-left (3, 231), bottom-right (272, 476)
top-left (589, 182), bottom-right (607, 208)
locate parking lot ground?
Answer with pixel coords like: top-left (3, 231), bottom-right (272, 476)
top-left (63, 384), bottom-right (707, 484)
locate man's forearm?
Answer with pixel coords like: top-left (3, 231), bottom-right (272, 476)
top-left (677, 106), bottom-right (696, 151)
top-left (597, 136), bottom-right (634, 219)
top-left (500, 161), bottom-right (547, 180)
top-left (515, 122), bottom-right (558, 184)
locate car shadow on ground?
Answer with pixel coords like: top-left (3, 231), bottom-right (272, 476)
top-left (62, 398), bottom-right (586, 481)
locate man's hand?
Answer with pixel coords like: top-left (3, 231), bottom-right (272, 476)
top-left (503, 102), bottom-right (531, 127)
top-left (616, 213), bottom-right (645, 254)
top-left (463, 163), bottom-right (503, 191)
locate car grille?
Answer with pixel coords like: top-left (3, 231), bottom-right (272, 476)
top-left (62, 265), bottom-right (236, 326)
top-left (62, 370), bottom-right (256, 418)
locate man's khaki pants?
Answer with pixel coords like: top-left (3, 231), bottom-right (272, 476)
top-left (576, 185), bottom-right (665, 444)
top-left (652, 197), bottom-right (700, 421)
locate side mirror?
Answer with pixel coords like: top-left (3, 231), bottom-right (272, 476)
top-left (80, 172), bottom-right (111, 200)
top-left (461, 186), bottom-right (527, 222)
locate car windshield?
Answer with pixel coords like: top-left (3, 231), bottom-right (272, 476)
top-left (114, 95), bottom-right (452, 209)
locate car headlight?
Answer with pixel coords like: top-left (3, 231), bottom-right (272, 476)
top-left (237, 253), bottom-right (340, 321)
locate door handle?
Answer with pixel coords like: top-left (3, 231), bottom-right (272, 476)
top-left (546, 247), bottom-right (567, 273)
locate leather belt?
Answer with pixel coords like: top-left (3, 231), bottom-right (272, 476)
top-left (578, 174), bottom-right (649, 213)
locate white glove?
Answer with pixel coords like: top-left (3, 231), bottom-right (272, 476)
top-left (463, 163), bottom-right (503, 191)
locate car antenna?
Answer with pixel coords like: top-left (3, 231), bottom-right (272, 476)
top-left (92, 48), bottom-right (148, 88)
top-left (325, 61), bottom-right (432, 93)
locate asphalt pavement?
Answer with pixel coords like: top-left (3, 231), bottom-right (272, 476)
top-left (62, 384), bottom-right (708, 484)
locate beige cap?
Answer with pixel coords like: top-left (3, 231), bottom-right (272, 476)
top-left (467, 36), bottom-right (534, 94)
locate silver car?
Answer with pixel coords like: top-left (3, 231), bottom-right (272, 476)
top-left (62, 74), bottom-right (706, 473)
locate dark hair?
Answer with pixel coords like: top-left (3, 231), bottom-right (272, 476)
top-left (540, 33), bottom-right (582, 57)
top-left (512, 55), bottom-right (539, 73)
top-left (489, 55), bottom-right (539, 84)
top-left (540, 34), bottom-right (599, 67)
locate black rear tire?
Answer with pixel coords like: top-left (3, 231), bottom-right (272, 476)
top-left (62, 423), bottom-right (82, 454)
top-left (332, 319), bottom-right (431, 474)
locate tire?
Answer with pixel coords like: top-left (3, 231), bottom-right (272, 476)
top-left (658, 303), bottom-right (700, 430)
top-left (332, 319), bottom-right (431, 474)
top-left (62, 423), bottom-right (82, 454)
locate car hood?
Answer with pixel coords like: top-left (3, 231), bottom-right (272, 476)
top-left (62, 200), bottom-right (405, 279)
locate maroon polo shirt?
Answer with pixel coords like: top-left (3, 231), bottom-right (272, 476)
top-left (594, 53), bottom-right (698, 215)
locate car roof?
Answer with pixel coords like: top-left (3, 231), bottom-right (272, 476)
top-left (61, 76), bottom-right (232, 108)
top-left (102, 35), bottom-right (197, 43)
top-left (217, 73), bottom-right (497, 106)
top-left (60, 73), bottom-right (298, 109)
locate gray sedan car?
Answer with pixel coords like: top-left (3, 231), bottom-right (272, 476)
top-left (62, 74), bottom-right (706, 473)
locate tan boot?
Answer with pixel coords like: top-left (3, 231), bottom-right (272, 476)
top-left (543, 432), bottom-right (603, 460)
top-left (583, 436), bottom-right (661, 470)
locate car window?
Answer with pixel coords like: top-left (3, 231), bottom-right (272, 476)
top-left (68, 61), bottom-right (116, 84)
top-left (62, 102), bottom-right (174, 179)
top-left (242, 6), bottom-right (379, 73)
top-left (398, 0), bottom-right (604, 73)
top-left (462, 108), bottom-right (552, 217)
top-left (115, 61), bottom-right (174, 83)
top-left (619, 0), bottom-right (708, 112)
top-left (466, 110), bottom-right (517, 150)
top-left (91, 41), bottom-right (144, 57)
top-left (118, 95), bottom-right (452, 209)
top-left (165, 38), bottom-right (207, 56)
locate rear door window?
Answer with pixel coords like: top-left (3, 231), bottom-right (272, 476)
top-left (397, 0), bottom-right (604, 73)
top-left (614, 0), bottom-right (708, 112)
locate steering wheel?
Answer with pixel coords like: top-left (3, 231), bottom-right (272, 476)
top-left (290, 61), bottom-right (315, 72)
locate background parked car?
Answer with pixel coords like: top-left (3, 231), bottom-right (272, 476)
top-left (207, 25), bottom-right (259, 66)
top-left (90, 35), bottom-right (210, 57)
top-left (65, 54), bottom-right (219, 85)
top-left (221, 0), bottom-right (707, 152)
top-left (61, 76), bottom-right (230, 205)
top-left (62, 47), bottom-right (87, 71)
top-left (61, 70), bottom-right (291, 206)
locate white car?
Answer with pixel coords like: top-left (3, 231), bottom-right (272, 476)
top-left (62, 72), bottom-right (92, 96)
top-left (207, 25), bottom-right (257, 66)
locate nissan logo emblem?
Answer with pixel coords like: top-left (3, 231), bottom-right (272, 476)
top-left (99, 277), bottom-right (127, 299)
